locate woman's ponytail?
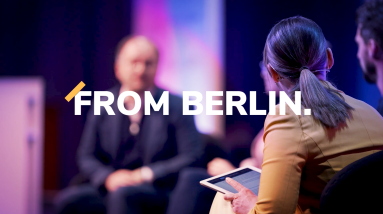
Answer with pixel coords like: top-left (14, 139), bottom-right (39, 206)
top-left (298, 69), bottom-right (353, 128)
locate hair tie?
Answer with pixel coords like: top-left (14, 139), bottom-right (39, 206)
top-left (299, 66), bottom-right (309, 72)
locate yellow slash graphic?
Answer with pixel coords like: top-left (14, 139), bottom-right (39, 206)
top-left (65, 81), bottom-right (85, 102)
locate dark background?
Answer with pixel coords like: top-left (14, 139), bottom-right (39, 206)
top-left (0, 0), bottom-right (377, 192)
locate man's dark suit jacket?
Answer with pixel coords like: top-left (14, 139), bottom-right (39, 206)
top-left (77, 86), bottom-right (203, 190)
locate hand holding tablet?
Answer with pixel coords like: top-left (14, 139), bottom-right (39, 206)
top-left (200, 166), bottom-right (261, 195)
top-left (224, 177), bottom-right (259, 214)
top-left (201, 166), bottom-right (261, 214)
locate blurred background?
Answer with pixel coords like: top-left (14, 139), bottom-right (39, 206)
top-left (0, 0), bottom-right (380, 213)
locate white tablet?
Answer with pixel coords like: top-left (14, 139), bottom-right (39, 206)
top-left (200, 166), bottom-right (261, 195)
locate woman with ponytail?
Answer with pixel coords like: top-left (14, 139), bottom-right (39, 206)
top-left (209, 16), bottom-right (383, 214)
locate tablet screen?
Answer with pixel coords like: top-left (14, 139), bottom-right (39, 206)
top-left (207, 168), bottom-right (261, 195)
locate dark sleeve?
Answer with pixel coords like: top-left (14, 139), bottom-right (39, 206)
top-left (77, 107), bottom-right (114, 189)
top-left (147, 96), bottom-right (204, 180)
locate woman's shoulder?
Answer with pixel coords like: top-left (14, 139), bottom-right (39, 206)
top-left (343, 93), bottom-right (379, 113)
top-left (264, 104), bottom-right (303, 138)
top-left (262, 104), bottom-right (308, 156)
top-left (342, 93), bottom-right (383, 134)
top-left (264, 104), bottom-right (302, 126)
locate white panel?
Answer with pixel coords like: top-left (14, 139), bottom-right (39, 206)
top-left (0, 78), bottom-right (44, 214)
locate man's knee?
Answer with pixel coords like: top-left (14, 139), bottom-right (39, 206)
top-left (108, 185), bottom-right (151, 202)
top-left (54, 185), bottom-right (105, 214)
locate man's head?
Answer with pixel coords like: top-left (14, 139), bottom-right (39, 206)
top-left (114, 36), bottom-right (159, 92)
top-left (355, 0), bottom-right (383, 83)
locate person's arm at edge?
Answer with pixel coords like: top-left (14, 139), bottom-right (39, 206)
top-left (239, 129), bottom-right (264, 168)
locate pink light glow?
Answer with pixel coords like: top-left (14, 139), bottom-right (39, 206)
top-left (132, 0), bottom-right (224, 136)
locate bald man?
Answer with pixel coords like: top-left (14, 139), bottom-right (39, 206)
top-left (55, 36), bottom-right (203, 214)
